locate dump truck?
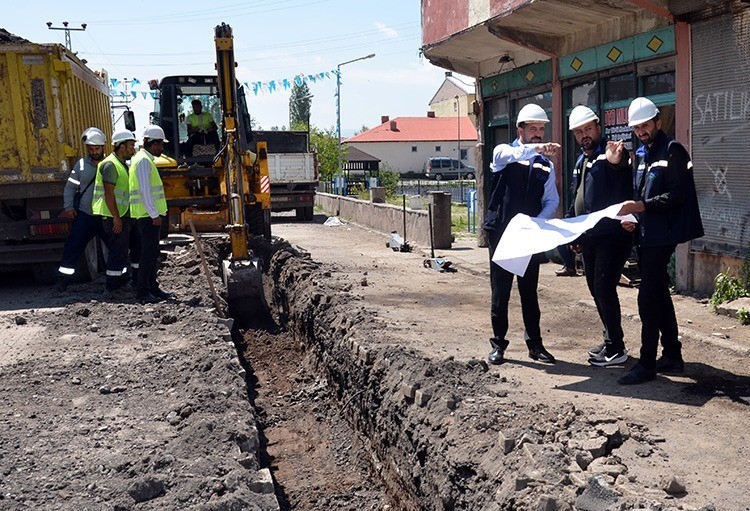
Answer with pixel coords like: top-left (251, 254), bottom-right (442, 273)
top-left (0, 30), bottom-right (113, 282)
top-left (253, 130), bottom-right (317, 221)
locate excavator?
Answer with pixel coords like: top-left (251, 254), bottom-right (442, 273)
top-left (149, 23), bottom-right (270, 315)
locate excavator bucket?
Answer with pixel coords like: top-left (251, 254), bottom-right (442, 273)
top-left (223, 258), bottom-right (267, 318)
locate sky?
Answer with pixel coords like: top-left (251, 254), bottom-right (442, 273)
top-left (5, 0), bottom-right (471, 137)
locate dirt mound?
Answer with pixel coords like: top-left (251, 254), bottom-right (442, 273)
top-left (0, 28), bottom-right (29, 44)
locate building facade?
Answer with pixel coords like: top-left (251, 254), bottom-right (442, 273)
top-left (421, 0), bottom-right (750, 295)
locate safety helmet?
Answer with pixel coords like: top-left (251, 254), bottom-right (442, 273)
top-left (82, 127), bottom-right (106, 146)
top-left (568, 106), bottom-right (599, 130)
top-left (142, 125), bottom-right (168, 142)
top-left (516, 103), bottom-right (549, 126)
top-left (112, 130), bottom-right (137, 145)
top-left (628, 97), bottom-right (659, 126)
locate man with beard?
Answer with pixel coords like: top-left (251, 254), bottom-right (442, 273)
top-left (617, 97), bottom-right (703, 385)
top-left (484, 103), bottom-right (560, 366)
top-left (92, 130), bottom-right (137, 295)
top-left (56, 127), bottom-right (107, 291)
top-left (564, 106), bottom-right (634, 368)
top-left (129, 125), bottom-right (173, 304)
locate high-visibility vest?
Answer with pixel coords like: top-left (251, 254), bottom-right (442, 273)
top-left (188, 112), bottom-right (213, 131)
top-left (129, 149), bottom-right (167, 219)
top-left (92, 153), bottom-right (130, 217)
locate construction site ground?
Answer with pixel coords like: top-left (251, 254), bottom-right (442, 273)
top-left (1, 213), bottom-right (748, 510)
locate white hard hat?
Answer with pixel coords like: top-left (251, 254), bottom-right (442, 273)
top-left (112, 130), bottom-right (137, 145)
top-left (142, 125), bottom-right (168, 142)
top-left (516, 103), bottom-right (549, 126)
top-left (82, 127), bottom-right (106, 146)
top-left (628, 97), bottom-right (659, 126)
top-left (568, 106), bottom-right (599, 130)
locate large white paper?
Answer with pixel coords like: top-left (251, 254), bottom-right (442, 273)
top-left (492, 202), bottom-right (637, 276)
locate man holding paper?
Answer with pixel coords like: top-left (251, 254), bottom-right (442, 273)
top-left (484, 103), bottom-right (560, 366)
top-left (565, 106), bottom-right (634, 368)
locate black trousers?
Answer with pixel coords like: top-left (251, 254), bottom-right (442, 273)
top-left (58, 211), bottom-right (104, 277)
top-left (488, 229), bottom-right (542, 345)
top-left (134, 216), bottom-right (162, 296)
top-left (581, 232), bottom-right (633, 351)
top-left (637, 244), bottom-right (680, 370)
top-left (128, 217), bottom-right (142, 282)
top-left (102, 216), bottom-right (131, 290)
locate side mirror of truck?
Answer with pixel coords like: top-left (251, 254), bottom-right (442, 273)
top-left (123, 110), bottom-right (136, 132)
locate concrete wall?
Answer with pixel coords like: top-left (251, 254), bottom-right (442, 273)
top-left (347, 141), bottom-right (475, 174)
top-left (315, 192), bottom-right (453, 249)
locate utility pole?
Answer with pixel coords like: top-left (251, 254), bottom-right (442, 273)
top-left (46, 21), bottom-right (86, 52)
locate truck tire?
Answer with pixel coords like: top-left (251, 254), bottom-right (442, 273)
top-left (296, 206), bottom-right (314, 222)
top-left (74, 238), bottom-right (100, 282)
top-left (246, 204), bottom-right (272, 241)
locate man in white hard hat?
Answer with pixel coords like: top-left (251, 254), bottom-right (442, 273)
top-left (129, 125), bottom-right (172, 304)
top-left (483, 103), bottom-right (561, 366)
top-left (55, 127), bottom-right (107, 291)
top-left (92, 130), bottom-right (137, 295)
top-left (564, 105), bottom-right (634, 368)
top-left (617, 97), bottom-right (704, 385)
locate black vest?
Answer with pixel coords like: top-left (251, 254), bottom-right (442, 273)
top-left (484, 155), bottom-right (551, 234)
top-left (634, 131), bottom-right (704, 247)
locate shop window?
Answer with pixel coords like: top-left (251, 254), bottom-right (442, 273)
top-left (603, 74), bottom-right (635, 103)
top-left (487, 96), bottom-right (509, 125)
top-left (568, 80), bottom-right (598, 109)
top-left (642, 72), bottom-right (675, 96)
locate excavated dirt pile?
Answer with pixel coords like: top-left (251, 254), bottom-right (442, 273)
top-left (253, 241), bottom-right (718, 511)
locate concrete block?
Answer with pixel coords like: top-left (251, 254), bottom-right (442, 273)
top-left (498, 430), bottom-right (517, 454)
top-left (248, 468), bottom-right (275, 494)
top-left (581, 436), bottom-right (608, 459)
top-left (401, 383), bottom-right (417, 400)
top-left (442, 396), bottom-right (457, 410)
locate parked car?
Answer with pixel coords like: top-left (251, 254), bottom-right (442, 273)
top-left (424, 157), bottom-right (475, 180)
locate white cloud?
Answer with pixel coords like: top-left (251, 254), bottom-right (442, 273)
top-left (374, 22), bottom-right (398, 39)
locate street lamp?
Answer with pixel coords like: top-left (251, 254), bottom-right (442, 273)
top-left (455, 95), bottom-right (461, 179)
top-left (336, 53), bottom-right (375, 195)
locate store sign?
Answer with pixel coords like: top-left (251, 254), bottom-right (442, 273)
top-left (603, 107), bottom-right (633, 151)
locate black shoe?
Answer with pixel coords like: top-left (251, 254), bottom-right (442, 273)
top-left (618, 364), bottom-right (656, 385)
top-left (656, 356), bottom-right (684, 374)
top-left (136, 293), bottom-right (161, 304)
top-left (152, 288), bottom-right (174, 300)
top-left (588, 342), bottom-right (606, 358)
top-left (555, 266), bottom-right (577, 277)
top-left (488, 338), bottom-right (509, 365)
top-left (528, 346), bottom-right (556, 364)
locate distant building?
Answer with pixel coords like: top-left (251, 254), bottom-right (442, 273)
top-left (428, 71), bottom-right (476, 125)
top-left (345, 114), bottom-right (478, 175)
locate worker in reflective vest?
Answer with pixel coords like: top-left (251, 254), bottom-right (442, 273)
top-left (56, 127), bottom-right (107, 291)
top-left (185, 99), bottom-right (219, 155)
top-left (129, 125), bottom-right (172, 304)
top-left (92, 130), bottom-right (136, 294)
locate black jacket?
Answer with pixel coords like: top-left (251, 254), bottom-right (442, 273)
top-left (566, 138), bottom-right (634, 239)
top-left (634, 131), bottom-right (704, 247)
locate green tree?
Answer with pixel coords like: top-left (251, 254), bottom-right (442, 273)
top-left (310, 125), bottom-right (345, 181)
top-left (289, 81), bottom-right (311, 129)
top-left (354, 124), bottom-right (369, 135)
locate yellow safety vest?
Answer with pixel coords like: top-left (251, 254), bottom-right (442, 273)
top-left (92, 153), bottom-right (129, 217)
top-left (129, 149), bottom-right (167, 219)
top-left (188, 112), bottom-right (213, 131)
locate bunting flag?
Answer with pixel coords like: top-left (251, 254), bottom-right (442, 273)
top-left (107, 67), bottom-right (339, 98)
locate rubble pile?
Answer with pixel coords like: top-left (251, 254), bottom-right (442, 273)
top-left (265, 241), bottom-right (717, 511)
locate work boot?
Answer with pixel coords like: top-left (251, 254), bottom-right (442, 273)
top-left (55, 276), bottom-right (71, 292)
top-left (618, 364), bottom-right (656, 385)
top-left (526, 340), bottom-right (556, 364)
top-left (151, 288), bottom-right (174, 300)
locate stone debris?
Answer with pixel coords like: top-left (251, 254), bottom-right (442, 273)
top-left (14, 316), bottom-right (27, 325)
top-left (127, 477), bottom-right (164, 503)
top-left (661, 474), bottom-right (687, 495)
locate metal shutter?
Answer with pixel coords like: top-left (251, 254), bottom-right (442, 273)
top-left (690, 10), bottom-right (750, 255)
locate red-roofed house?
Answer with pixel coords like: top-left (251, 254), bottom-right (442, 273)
top-left (345, 114), bottom-right (478, 175)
